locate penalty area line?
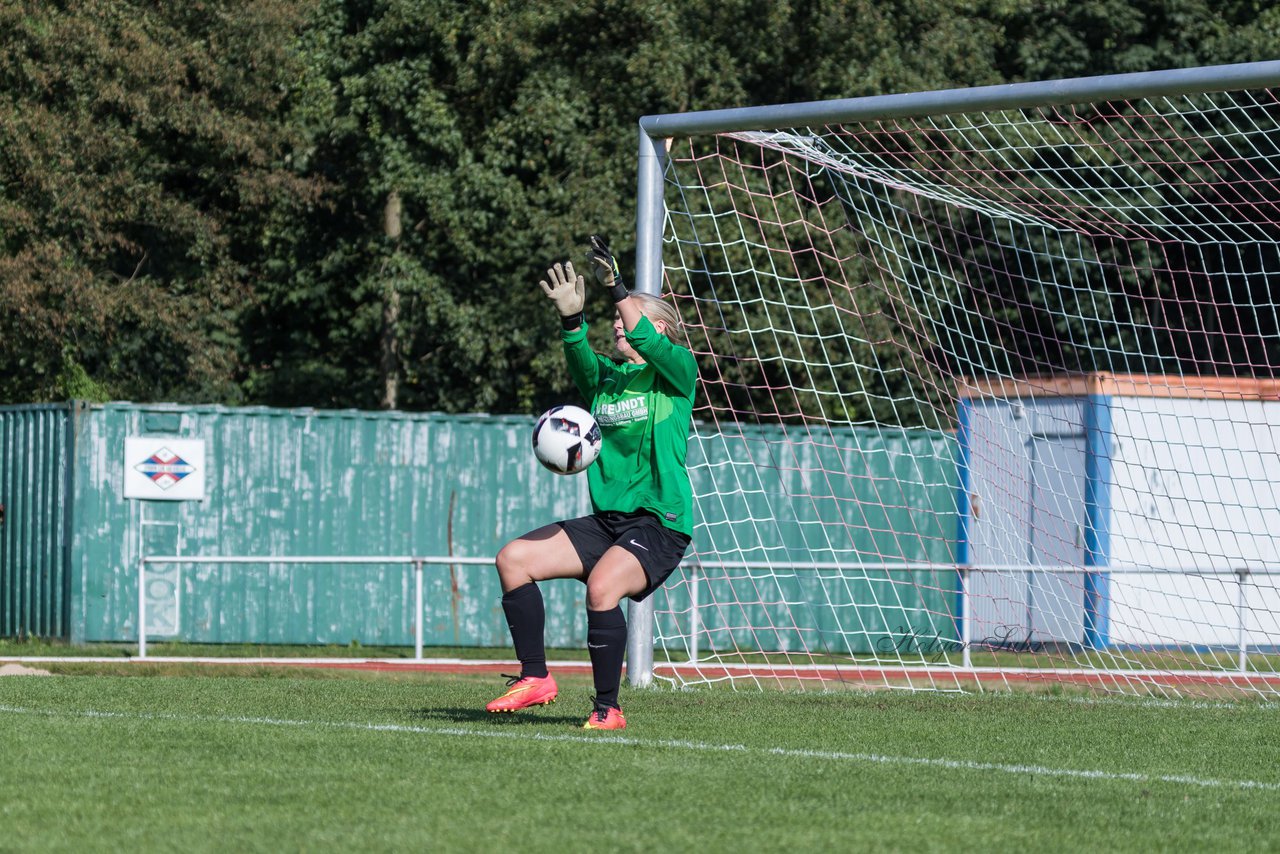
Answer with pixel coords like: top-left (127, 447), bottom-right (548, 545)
top-left (0, 704), bottom-right (1276, 793)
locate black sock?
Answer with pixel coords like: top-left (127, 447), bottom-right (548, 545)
top-left (502, 583), bottom-right (548, 679)
top-left (587, 606), bottom-right (627, 709)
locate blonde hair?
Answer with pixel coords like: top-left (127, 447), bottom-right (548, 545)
top-left (629, 292), bottom-right (686, 345)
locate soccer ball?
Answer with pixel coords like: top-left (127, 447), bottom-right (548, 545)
top-left (532, 404), bottom-right (602, 475)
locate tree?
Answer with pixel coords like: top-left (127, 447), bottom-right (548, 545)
top-left (244, 0), bottom-right (1012, 415)
top-left (999, 0), bottom-right (1278, 82)
top-left (0, 0), bottom-right (321, 402)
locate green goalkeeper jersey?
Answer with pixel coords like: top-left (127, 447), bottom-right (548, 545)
top-left (561, 315), bottom-right (697, 537)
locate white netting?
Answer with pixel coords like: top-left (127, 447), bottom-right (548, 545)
top-left (651, 86), bottom-right (1280, 698)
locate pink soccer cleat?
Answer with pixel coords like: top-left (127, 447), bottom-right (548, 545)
top-left (486, 674), bottom-right (558, 713)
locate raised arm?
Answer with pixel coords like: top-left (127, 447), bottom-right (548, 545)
top-left (587, 235), bottom-right (696, 397)
top-left (587, 235), bottom-right (643, 331)
top-left (539, 260), bottom-right (604, 401)
top-left (539, 261), bottom-right (585, 331)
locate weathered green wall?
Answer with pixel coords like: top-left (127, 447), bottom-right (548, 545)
top-left (3, 402), bottom-right (958, 652)
top-left (71, 404), bottom-right (590, 647)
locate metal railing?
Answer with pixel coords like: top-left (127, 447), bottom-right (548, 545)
top-left (671, 561), bottom-right (1276, 679)
top-left (137, 555), bottom-right (495, 660)
top-left (138, 556), bottom-right (1276, 679)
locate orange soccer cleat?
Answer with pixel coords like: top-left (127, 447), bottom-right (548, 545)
top-left (582, 702), bottom-right (626, 731)
top-left (486, 674), bottom-right (558, 713)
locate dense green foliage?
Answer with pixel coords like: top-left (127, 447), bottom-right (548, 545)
top-left (3, 670), bottom-right (1279, 851)
top-left (0, 0), bottom-right (322, 403)
top-left (1, 1), bottom-right (1276, 411)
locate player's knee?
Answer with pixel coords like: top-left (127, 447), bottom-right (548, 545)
top-left (495, 540), bottom-right (531, 587)
top-left (585, 578), bottom-right (622, 612)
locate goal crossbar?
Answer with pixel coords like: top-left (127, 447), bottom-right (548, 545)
top-left (639, 60), bottom-right (1280, 137)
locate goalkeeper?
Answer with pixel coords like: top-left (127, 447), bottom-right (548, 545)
top-left (487, 236), bottom-right (697, 730)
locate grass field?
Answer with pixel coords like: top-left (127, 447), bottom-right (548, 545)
top-left (2, 662), bottom-right (1279, 852)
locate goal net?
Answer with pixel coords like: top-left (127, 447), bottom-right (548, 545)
top-left (636, 63), bottom-right (1280, 698)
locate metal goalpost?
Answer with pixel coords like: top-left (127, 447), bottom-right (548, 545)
top-left (626, 60), bottom-right (1280, 691)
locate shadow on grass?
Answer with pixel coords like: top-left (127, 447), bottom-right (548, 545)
top-left (412, 706), bottom-right (584, 727)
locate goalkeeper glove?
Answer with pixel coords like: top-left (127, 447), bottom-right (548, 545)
top-left (538, 261), bottom-right (585, 329)
top-left (587, 235), bottom-right (629, 303)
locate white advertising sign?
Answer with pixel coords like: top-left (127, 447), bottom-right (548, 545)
top-left (124, 438), bottom-right (206, 500)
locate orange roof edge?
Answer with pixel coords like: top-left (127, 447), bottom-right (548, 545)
top-left (958, 373), bottom-right (1280, 401)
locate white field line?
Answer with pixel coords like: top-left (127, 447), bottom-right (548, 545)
top-left (0, 703), bottom-right (1276, 793)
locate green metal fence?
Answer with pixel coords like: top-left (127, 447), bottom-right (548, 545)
top-left (0, 403), bottom-right (78, 638)
top-left (661, 425), bottom-right (959, 654)
top-left (2, 402), bottom-right (957, 649)
top-left (71, 404), bottom-right (590, 647)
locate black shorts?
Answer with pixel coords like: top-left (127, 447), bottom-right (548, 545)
top-left (558, 510), bottom-right (692, 602)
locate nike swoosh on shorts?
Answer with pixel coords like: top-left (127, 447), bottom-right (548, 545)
top-left (628, 539), bottom-right (649, 551)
